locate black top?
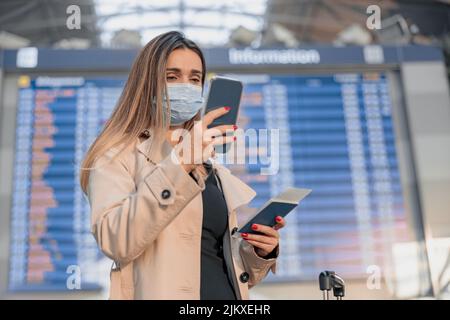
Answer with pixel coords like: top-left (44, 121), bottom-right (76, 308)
top-left (191, 163), bottom-right (237, 300)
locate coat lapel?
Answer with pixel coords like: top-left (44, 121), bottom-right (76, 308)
top-left (212, 161), bottom-right (256, 212)
top-left (136, 130), bottom-right (172, 164)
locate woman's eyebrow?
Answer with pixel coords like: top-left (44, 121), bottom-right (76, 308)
top-left (166, 67), bottom-right (181, 73)
top-left (190, 69), bottom-right (203, 76)
top-left (166, 67), bottom-right (202, 77)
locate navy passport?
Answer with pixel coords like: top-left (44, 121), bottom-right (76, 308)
top-left (238, 188), bottom-right (312, 234)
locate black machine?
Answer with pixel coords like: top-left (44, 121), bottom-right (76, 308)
top-left (319, 271), bottom-right (346, 300)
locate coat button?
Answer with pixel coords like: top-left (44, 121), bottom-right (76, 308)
top-left (231, 227), bottom-right (238, 236)
top-left (161, 189), bottom-right (171, 199)
top-left (240, 272), bottom-right (249, 283)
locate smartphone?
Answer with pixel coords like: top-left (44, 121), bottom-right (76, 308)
top-left (237, 188), bottom-right (312, 235)
top-left (203, 76), bottom-right (243, 153)
top-left (204, 76), bottom-right (243, 127)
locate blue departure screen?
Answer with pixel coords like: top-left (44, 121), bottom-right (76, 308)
top-left (9, 73), bottom-right (409, 291)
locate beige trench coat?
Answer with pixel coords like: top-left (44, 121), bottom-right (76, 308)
top-left (86, 130), bottom-right (278, 299)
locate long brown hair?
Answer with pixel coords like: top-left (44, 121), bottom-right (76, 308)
top-left (80, 31), bottom-right (206, 194)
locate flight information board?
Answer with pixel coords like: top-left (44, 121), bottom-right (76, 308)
top-left (9, 72), bottom-right (410, 291)
top-left (229, 73), bottom-right (409, 281)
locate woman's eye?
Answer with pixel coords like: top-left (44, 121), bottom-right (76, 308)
top-left (166, 76), bottom-right (177, 81)
top-left (191, 78), bottom-right (200, 83)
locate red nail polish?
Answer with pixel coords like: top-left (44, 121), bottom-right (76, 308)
top-left (276, 216), bottom-right (282, 222)
top-left (224, 106), bottom-right (231, 111)
top-left (251, 224), bottom-right (258, 230)
top-left (242, 233), bottom-right (248, 238)
top-left (233, 125), bottom-right (238, 130)
top-left (233, 136), bottom-right (237, 141)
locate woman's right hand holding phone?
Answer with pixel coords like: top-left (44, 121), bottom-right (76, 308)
top-left (173, 106), bottom-right (237, 173)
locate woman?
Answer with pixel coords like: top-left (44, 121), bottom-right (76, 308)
top-left (80, 31), bottom-right (286, 300)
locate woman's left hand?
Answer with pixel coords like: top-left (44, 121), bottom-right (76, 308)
top-left (241, 216), bottom-right (286, 258)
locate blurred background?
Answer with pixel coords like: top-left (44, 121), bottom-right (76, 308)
top-left (0, 0), bottom-right (449, 300)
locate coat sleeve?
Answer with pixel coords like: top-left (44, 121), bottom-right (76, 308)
top-left (87, 149), bottom-right (203, 266)
top-left (239, 239), bottom-right (279, 288)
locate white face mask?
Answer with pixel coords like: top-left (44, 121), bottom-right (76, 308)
top-left (165, 83), bottom-right (204, 125)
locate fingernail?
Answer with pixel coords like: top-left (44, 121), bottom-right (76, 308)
top-left (242, 233), bottom-right (248, 238)
top-left (276, 216), bottom-right (282, 222)
top-left (233, 136), bottom-right (237, 141)
top-left (251, 224), bottom-right (258, 230)
top-left (224, 106), bottom-right (231, 111)
top-left (233, 125), bottom-right (238, 130)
